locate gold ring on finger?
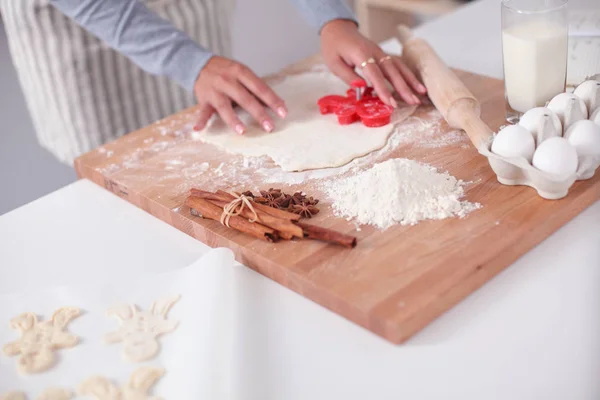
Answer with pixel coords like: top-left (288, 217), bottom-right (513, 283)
top-left (378, 55), bottom-right (393, 64)
top-left (359, 57), bottom-right (377, 69)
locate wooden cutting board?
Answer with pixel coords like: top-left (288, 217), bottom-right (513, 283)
top-left (75, 65), bottom-right (600, 344)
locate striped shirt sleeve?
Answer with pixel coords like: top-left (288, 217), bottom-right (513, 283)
top-left (49, 0), bottom-right (212, 92)
top-left (48, 0), bottom-right (357, 92)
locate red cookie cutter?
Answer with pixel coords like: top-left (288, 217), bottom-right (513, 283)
top-left (317, 79), bottom-right (393, 128)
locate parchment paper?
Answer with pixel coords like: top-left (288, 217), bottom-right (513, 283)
top-left (0, 247), bottom-right (238, 398)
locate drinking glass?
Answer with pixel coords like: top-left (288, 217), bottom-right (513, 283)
top-left (501, 0), bottom-right (568, 123)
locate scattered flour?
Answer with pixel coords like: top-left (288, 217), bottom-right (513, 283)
top-left (92, 70), bottom-right (478, 227)
top-left (253, 108), bottom-right (468, 185)
top-left (181, 162), bottom-right (209, 179)
top-left (322, 158), bottom-right (480, 229)
top-left (96, 147), bottom-right (114, 157)
top-left (214, 162), bottom-right (226, 176)
top-left (393, 111), bottom-right (467, 149)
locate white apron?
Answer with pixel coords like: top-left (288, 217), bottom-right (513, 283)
top-left (0, 0), bottom-right (233, 164)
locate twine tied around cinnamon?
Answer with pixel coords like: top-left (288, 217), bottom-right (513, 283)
top-left (220, 192), bottom-right (259, 227)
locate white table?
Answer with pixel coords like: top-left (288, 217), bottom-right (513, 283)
top-left (1, 0), bottom-right (599, 398)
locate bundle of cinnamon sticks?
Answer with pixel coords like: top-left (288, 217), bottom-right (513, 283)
top-left (185, 189), bottom-right (356, 248)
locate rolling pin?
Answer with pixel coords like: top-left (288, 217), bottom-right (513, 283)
top-left (396, 25), bottom-right (494, 151)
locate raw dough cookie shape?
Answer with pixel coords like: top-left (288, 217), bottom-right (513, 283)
top-left (0, 388), bottom-right (71, 400)
top-left (2, 307), bottom-right (81, 374)
top-left (104, 295), bottom-right (180, 362)
top-left (37, 388), bottom-right (73, 400)
top-left (78, 366), bottom-right (164, 400)
top-left (0, 392), bottom-right (26, 400)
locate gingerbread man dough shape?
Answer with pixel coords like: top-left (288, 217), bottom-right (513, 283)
top-left (0, 388), bottom-right (71, 400)
top-left (2, 307), bottom-right (81, 374)
top-left (37, 388), bottom-right (73, 400)
top-left (104, 295), bottom-right (180, 362)
top-left (78, 366), bottom-right (164, 400)
top-left (0, 392), bottom-right (26, 400)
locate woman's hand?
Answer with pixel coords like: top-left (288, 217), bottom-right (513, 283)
top-left (193, 56), bottom-right (287, 134)
top-left (320, 19), bottom-right (426, 106)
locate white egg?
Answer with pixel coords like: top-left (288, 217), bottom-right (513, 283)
top-left (518, 107), bottom-right (562, 146)
top-left (532, 137), bottom-right (578, 178)
top-left (546, 92), bottom-right (588, 132)
top-left (573, 80), bottom-right (600, 116)
top-left (491, 125), bottom-right (536, 162)
top-left (591, 108), bottom-right (600, 126)
top-left (564, 120), bottom-right (600, 157)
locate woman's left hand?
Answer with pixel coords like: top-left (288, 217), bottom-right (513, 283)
top-left (320, 19), bottom-right (426, 107)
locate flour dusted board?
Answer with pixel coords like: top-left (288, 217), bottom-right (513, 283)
top-left (75, 65), bottom-right (600, 344)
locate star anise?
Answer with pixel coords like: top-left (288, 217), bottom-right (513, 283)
top-left (260, 188), bottom-right (282, 199)
top-left (290, 203), bottom-right (320, 219)
top-left (290, 192), bottom-right (305, 206)
top-left (255, 196), bottom-right (280, 208)
top-left (258, 191), bottom-right (273, 201)
top-left (268, 188), bottom-right (282, 198)
top-left (255, 189), bottom-right (276, 205)
top-left (275, 193), bottom-right (292, 209)
top-left (241, 190), bottom-right (255, 198)
top-left (304, 196), bottom-right (319, 206)
top-left (251, 188), bottom-right (320, 214)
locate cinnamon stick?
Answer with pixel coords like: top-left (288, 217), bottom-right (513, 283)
top-left (190, 189), bottom-right (230, 203)
top-left (214, 190), bottom-right (301, 222)
top-left (209, 199), bottom-right (304, 239)
top-left (189, 188), bottom-right (357, 248)
top-left (185, 197), bottom-right (279, 243)
top-left (279, 232), bottom-right (294, 240)
top-left (297, 222), bottom-right (357, 248)
top-left (191, 188), bottom-right (301, 222)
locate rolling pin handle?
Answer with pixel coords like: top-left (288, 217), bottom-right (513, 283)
top-left (395, 24), bottom-right (495, 151)
top-left (448, 99), bottom-right (494, 151)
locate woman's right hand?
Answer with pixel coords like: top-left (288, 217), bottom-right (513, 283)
top-left (193, 56), bottom-right (287, 134)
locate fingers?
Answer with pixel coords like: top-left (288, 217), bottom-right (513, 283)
top-left (379, 58), bottom-right (420, 105)
top-left (194, 58), bottom-right (284, 135)
top-left (237, 66), bottom-right (288, 119)
top-left (211, 93), bottom-right (246, 135)
top-left (193, 104), bottom-right (216, 131)
top-left (327, 57), bottom-right (363, 86)
top-left (394, 57), bottom-right (427, 95)
top-left (222, 80), bottom-right (275, 132)
top-left (360, 62), bottom-right (395, 107)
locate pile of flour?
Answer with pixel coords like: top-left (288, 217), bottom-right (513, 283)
top-left (322, 158), bottom-right (480, 229)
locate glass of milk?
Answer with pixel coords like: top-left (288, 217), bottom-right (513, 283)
top-left (502, 0), bottom-right (568, 123)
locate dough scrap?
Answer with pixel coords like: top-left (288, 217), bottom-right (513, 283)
top-left (0, 392), bottom-right (26, 400)
top-left (78, 366), bottom-right (164, 400)
top-left (2, 307), bottom-right (80, 374)
top-left (104, 295), bottom-right (180, 362)
top-left (198, 70), bottom-right (414, 172)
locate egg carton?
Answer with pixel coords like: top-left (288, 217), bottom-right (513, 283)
top-left (481, 79), bottom-right (600, 200)
top-left (479, 145), bottom-right (599, 200)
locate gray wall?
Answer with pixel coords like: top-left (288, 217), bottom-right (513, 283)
top-left (0, 0), bottom-right (321, 215)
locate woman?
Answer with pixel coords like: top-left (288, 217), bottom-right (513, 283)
top-left (0, 0), bottom-right (425, 164)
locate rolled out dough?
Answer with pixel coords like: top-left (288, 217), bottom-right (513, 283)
top-left (198, 70), bottom-right (414, 172)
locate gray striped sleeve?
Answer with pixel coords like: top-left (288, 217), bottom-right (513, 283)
top-left (49, 0), bottom-right (212, 92)
top-left (47, 0), bottom-right (356, 93)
